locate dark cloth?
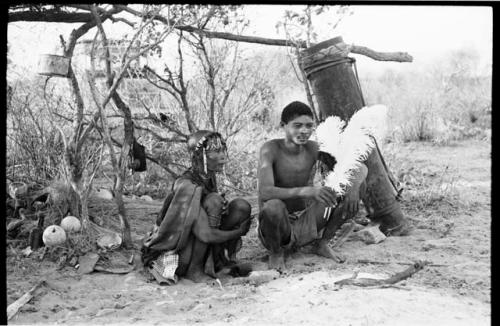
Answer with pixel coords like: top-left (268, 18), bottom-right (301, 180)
top-left (258, 204), bottom-right (319, 251)
top-left (141, 177), bottom-right (202, 268)
top-left (155, 169), bottom-right (216, 227)
top-left (141, 169), bottom-right (236, 277)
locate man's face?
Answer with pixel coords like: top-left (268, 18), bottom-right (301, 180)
top-left (283, 115), bottom-right (315, 146)
top-left (205, 148), bottom-right (228, 173)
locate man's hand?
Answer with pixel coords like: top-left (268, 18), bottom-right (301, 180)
top-left (340, 185), bottom-right (360, 220)
top-left (305, 186), bottom-right (337, 207)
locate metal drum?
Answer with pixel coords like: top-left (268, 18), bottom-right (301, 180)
top-left (299, 37), bottom-right (408, 236)
top-left (299, 37), bottom-right (363, 122)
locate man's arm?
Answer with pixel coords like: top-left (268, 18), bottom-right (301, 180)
top-left (258, 142), bottom-right (336, 206)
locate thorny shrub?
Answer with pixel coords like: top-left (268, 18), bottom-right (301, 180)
top-left (360, 47), bottom-right (491, 145)
top-left (7, 79), bottom-right (68, 185)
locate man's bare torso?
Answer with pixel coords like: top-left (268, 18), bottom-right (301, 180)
top-left (267, 139), bottom-right (318, 212)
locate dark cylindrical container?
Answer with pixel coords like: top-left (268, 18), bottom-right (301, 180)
top-left (299, 37), bottom-right (408, 235)
top-left (29, 214), bottom-right (45, 250)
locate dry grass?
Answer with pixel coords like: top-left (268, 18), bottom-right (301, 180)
top-left (381, 142), bottom-right (465, 235)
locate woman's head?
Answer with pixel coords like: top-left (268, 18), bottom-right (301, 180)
top-left (187, 131), bottom-right (228, 173)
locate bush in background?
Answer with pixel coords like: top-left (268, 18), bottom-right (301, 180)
top-left (361, 46), bottom-right (491, 145)
top-left (6, 76), bottom-right (70, 185)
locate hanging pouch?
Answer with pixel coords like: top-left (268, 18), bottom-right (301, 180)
top-left (129, 139), bottom-right (147, 172)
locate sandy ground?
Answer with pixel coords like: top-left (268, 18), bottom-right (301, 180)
top-left (6, 139), bottom-right (490, 325)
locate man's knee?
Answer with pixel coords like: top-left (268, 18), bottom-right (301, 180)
top-left (259, 199), bottom-right (290, 250)
top-left (260, 199), bottom-right (287, 224)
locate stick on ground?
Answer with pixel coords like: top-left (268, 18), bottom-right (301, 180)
top-left (335, 261), bottom-right (427, 287)
top-left (7, 280), bottom-right (45, 320)
top-left (357, 259), bottom-right (447, 267)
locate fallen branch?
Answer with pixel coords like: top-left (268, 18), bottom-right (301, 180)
top-left (7, 280), bottom-right (46, 320)
top-left (335, 260), bottom-right (427, 287)
top-left (374, 284), bottom-right (412, 291)
top-left (94, 265), bottom-right (134, 274)
top-left (357, 259), bottom-right (447, 267)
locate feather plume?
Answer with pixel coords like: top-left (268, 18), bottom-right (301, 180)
top-left (315, 116), bottom-right (345, 159)
top-left (315, 105), bottom-right (388, 196)
top-left (347, 104), bottom-right (388, 145)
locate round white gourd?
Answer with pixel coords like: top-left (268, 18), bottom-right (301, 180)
top-left (42, 225), bottom-right (67, 247)
top-left (60, 215), bottom-right (81, 233)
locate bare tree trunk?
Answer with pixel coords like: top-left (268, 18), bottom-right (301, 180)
top-left (87, 6), bottom-right (132, 248)
top-left (88, 73), bottom-right (133, 248)
top-left (64, 61), bottom-right (87, 228)
top-left (57, 13), bottom-right (116, 231)
top-left (110, 94), bottom-right (134, 248)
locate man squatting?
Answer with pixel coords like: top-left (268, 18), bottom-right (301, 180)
top-left (257, 101), bottom-right (369, 271)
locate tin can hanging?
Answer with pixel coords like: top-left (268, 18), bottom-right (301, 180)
top-left (37, 53), bottom-right (70, 77)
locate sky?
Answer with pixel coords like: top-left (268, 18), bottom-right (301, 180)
top-left (243, 5), bottom-right (492, 73)
top-left (7, 5), bottom-right (492, 76)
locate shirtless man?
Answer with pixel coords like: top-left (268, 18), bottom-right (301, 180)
top-left (257, 101), bottom-right (367, 270)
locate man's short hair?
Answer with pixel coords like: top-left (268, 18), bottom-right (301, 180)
top-left (281, 101), bottom-right (313, 124)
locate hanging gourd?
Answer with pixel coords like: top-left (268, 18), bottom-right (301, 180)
top-left (60, 216), bottom-right (82, 233)
top-left (42, 225), bottom-right (67, 247)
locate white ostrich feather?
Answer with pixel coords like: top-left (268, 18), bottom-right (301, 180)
top-left (316, 105), bottom-right (388, 196)
top-left (347, 104), bottom-right (388, 145)
top-left (315, 116), bottom-right (344, 158)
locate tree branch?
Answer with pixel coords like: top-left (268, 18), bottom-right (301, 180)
top-left (175, 32), bottom-right (197, 133)
top-left (135, 94), bottom-right (187, 138)
top-left (106, 132), bottom-right (182, 178)
top-left (142, 65), bottom-right (182, 97)
top-left (350, 44), bottom-right (413, 62)
top-left (116, 5), bottom-right (413, 63)
top-left (9, 10), bottom-right (94, 23)
top-left (134, 124), bottom-right (185, 143)
top-left (10, 5), bottom-right (413, 63)
top-left (197, 37), bottom-right (217, 130)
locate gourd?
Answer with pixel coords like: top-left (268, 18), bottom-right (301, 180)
top-left (60, 215), bottom-right (81, 233)
top-left (42, 225), bottom-right (67, 247)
